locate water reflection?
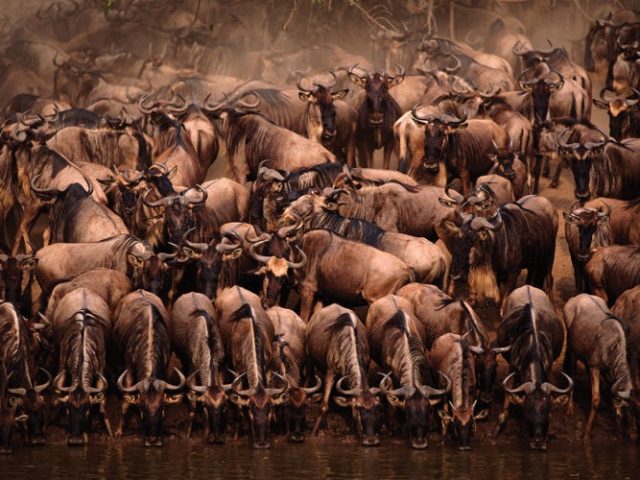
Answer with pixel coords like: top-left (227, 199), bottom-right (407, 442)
top-left (2, 440), bottom-right (637, 479)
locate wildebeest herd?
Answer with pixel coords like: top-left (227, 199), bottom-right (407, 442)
top-left (1, 0), bottom-right (640, 454)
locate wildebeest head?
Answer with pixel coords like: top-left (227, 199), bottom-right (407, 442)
top-left (298, 72), bottom-right (349, 147)
top-left (8, 367), bottom-right (51, 447)
top-left (503, 371), bottom-right (573, 450)
top-left (54, 371), bottom-right (108, 446)
top-left (186, 373), bottom-right (236, 444)
top-left (410, 107), bottom-right (468, 172)
top-left (334, 376), bottom-right (382, 446)
top-left (228, 373), bottom-right (288, 449)
top-left (143, 184), bottom-right (208, 247)
top-left (281, 375), bottom-right (322, 443)
top-left (117, 368), bottom-right (185, 447)
top-left (518, 64), bottom-right (564, 125)
top-left (489, 139), bottom-right (518, 180)
top-left (593, 87), bottom-right (640, 140)
top-left (436, 214), bottom-right (502, 306)
top-left (380, 372), bottom-right (450, 449)
top-left (247, 233), bottom-right (307, 308)
top-left (563, 201), bottom-right (611, 262)
top-left (348, 64), bottom-right (404, 127)
top-left (558, 139), bottom-right (606, 202)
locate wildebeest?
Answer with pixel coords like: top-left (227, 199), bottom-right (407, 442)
top-left (407, 109), bottom-right (508, 194)
top-left (267, 306), bottom-right (321, 442)
top-left (168, 292), bottom-right (230, 444)
top-left (297, 74), bottom-right (357, 165)
top-left (113, 290), bottom-right (185, 447)
top-left (437, 195), bottom-right (558, 306)
top-left (430, 333), bottom-right (488, 450)
top-left (564, 294), bottom-right (633, 438)
top-left (307, 304), bottom-right (381, 446)
top-left (203, 96), bottom-right (336, 185)
top-left (215, 287), bottom-right (286, 449)
top-left (593, 87), bottom-right (640, 140)
top-left (494, 286), bottom-right (572, 450)
top-left (282, 229), bottom-right (413, 322)
top-left (35, 234), bottom-right (153, 294)
top-left (347, 64), bottom-right (408, 169)
top-left (591, 138), bottom-right (640, 200)
top-left (395, 283), bottom-right (500, 407)
top-left (0, 253), bottom-right (38, 318)
top-left (44, 269), bottom-right (132, 320)
top-left (612, 285), bottom-right (640, 385)
top-left (30, 179), bottom-right (129, 244)
top-left (326, 182), bottom-right (454, 240)
top-left (366, 295), bottom-right (449, 449)
top-left (279, 192), bottom-right (448, 285)
top-left (51, 288), bottom-right (112, 446)
top-left (585, 245), bottom-right (640, 306)
top-left (0, 302), bottom-right (50, 451)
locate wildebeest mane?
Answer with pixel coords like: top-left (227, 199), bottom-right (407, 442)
top-left (382, 309), bottom-right (427, 383)
top-left (0, 302), bottom-right (30, 388)
top-left (125, 297), bottom-right (169, 381)
top-left (326, 311), bottom-right (368, 388)
top-left (310, 210), bottom-right (385, 247)
top-left (231, 303), bottom-right (266, 385)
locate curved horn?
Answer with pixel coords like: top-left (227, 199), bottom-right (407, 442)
top-left (30, 174), bottom-right (60, 197)
top-left (142, 188), bottom-right (169, 208)
top-left (444, 55), bottom-right (461, 74)
top-left (545, 65), bottom-right (564, 89)
top-left (470, 212), bottom-right (502, 231)
top-left (503, 372), bottom-right (535, 394)
top-left (335, 375), bottom-right (360, 396)
top-left (54, 371), bottom-right (76, 393)
top-left (117, 370), bottom-right (140, 393)
top-left (216, 235), bottom-right (242, 254)
top-left (296, 76), bottom-right (313, 93)
top-left (185, 184), bottom-right (208, 207)
top-left (187, 371), bottom-right (208, 394)
top-left (540, 372), bottom-right (574, 395)
top-left (34, 367), bottom-right (52, 393)
top-left (84, 373), bottom-right (108, 394)
top-left (182, 227), bottom-right (209, 252)
top-left (248, 237), bottom-right (272, 264)
top-left (235, 92), bottom-right (261, 110)
top-left (285, 245), bottom-right (307, 269)
top-left (444, 183), bottom-right (464, 203)
top-left (160, 367), bottom-right (186, 392)
top-left (418, 371), bottom-right (452, 398)
top-left (303, 374), bottom-right (322, 394)
top-left (266, 372), bottom-right (288, 396)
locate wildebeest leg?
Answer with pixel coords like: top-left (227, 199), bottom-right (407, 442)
top-left (299, 284), bottom-right (317, 323)
top-left (563, 351), bottom-right (576, 416)
top-left (115, 402), bottom-right (131, 438)
top-left (550, 156), bottom-right (564, 188)
top-left (584, 367), bottom-right (600, 439)
top-left (542, 153), bottom-right (551, 178)
top-left (99, 402), bottom-right (113, 437)
top-left (13, 207), bottom-right (41, 256)
top-left (382, 144), bottom-right (392, 170)
top-left (312, 370), bottom-right (334, 435)
top-left (346, 138), bottom-right (356, 168)
top-left (42, 227), bottom-right (51, 248)
top-left (494, 393), bottom-right (511, 437)
top-left (532, 153), bottom-right (543, 194)
top-left (357, 141), bottom-right (372, 169)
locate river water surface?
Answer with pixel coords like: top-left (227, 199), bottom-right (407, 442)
top-left (2, 440), bottom-right (638, 479)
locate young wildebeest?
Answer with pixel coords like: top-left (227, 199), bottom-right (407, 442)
top-left (51, 288), bottom-right (112, 446)
top-left (395, 283), bottom-right (500, 408)
top-left (430, 333), bottom-right (489, 450)
top-left (168, 292), bottom-right (230, 444)
top-left (308, 304), bottom-right (382, 446)
top-left (0, 302), bottom-right (50, 452)
top-left (114, 290), bottom-right (185, 447)
top-left (0, 253), bottom-right (38, 318)
top-left (585, 245), bottom-right (640, 305)
top-left (215, 287), bottom-right (287, 449)
top-left (564, 294), bottom-right (633, 438)
top-left (282, 229), bottom-right (413, 322)
top-left (366, 295), bottom-right (450, 449)
top-left (437, 194), bottom-right (558, 307)
top-left (267, 306), bottom-right (321, 442)
top-left (494, 286), bottom-right (573, 450)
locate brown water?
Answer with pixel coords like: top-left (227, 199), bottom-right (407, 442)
top-left (1, 441), bottom-right (638, 480)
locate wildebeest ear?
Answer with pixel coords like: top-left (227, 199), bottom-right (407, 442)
top-left (388, 74), bottom-right (405, 88)
top-left (331, 89), bottom-right (349, 100)
top-left (562, 212), bottom-right (578, 224)
top-left (127, 253), bottom-right (144, 268)
top-left (437, 409), bottom-right (452, 422)
top-left (333, 395), bottom-right (352, 408)
top-left (552, 394), bottom-right (569, 406)
top-left (306, 392), bottom-right (323, 404)
top-left (592, 98), bottom-right (609, 110)
top-left (19, 257), bottom-right (38, 270)
top-left (164, 393), bottom-right (183, 404)
top-left (298, 91), bottom-right (314, 102)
